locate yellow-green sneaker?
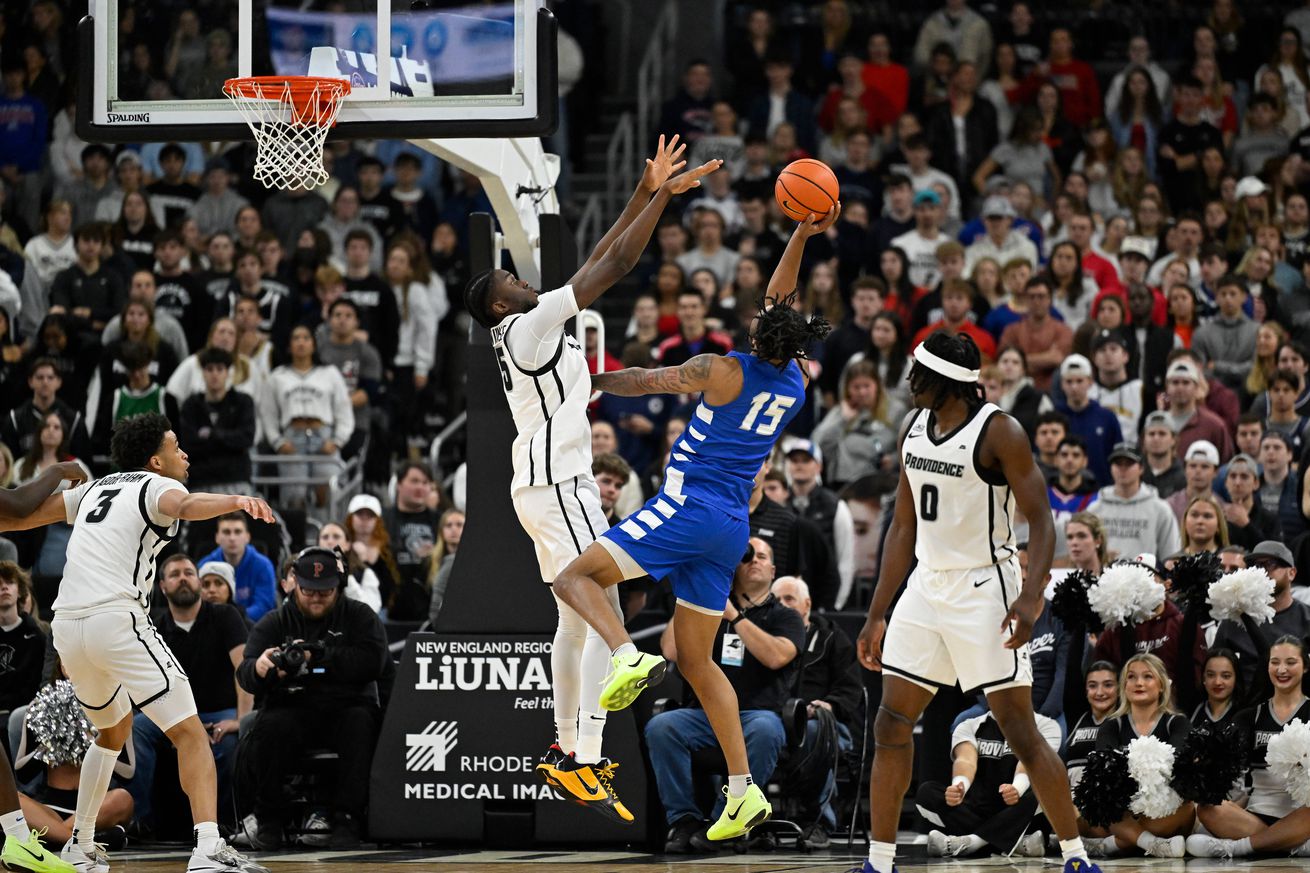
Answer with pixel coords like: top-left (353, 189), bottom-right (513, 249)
top-left (2, 830), bottom-right (76, 873)
top-left (598, 651), bottom-right (667, 711)
top-left (706, 784), bottom-right (771, 841)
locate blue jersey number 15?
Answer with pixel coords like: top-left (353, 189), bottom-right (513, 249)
top-left (738, 392), bottom-right (796, 436)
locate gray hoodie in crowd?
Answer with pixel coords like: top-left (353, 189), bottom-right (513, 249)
top-left (1191, 314), bottom-right (1258, 390)
top-left (1088, 482), bottom-right (1181, 561)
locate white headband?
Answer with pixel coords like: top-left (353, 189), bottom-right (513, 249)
top-left (914, 343), bottom-right (980, 383)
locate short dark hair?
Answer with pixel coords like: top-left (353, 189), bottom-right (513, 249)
top-left (397, 461), bottom-right (433, 483)
top-left (1036, 410), bottom-right (1070, 432)
top-left (357, 156), bottom-right (384, 173)
top-left (1216, 273), bottom-right (1247, 294)
top-left (592, 452), bottom-right (632, 481)
top-left (850, 276), bottom-right (887, 295)
top-left (344, 228), bottom-right (375, 250)
top-left (393, 152), bottom-right (422, 169)
top-left (1200, 242), bottom-right (1228, 263)
top-left (74, 222), bottom-right (107, 244)
top-left (217, 511), bottom-right (248, 530)
top-left (27, 357), bottom-right (59, 380)
top-left (81, 143), bottom-right (112, 164)
top-left (197, 347), bottom-right (233, 369)
top-left (117, 340), bottom-right (153, 371)
top-left (884, 172), bottom-right (912, 190)
top-left (1058, 434), bottom-right (1088, 454)
top-left (1249, 93), bottom-right (1277, 111)
top-left (159, 553), bottom-right (195, 576)
top-left (903, 134), bottom-right (929, 152)
top-left (159, 142), bottom-right (186, 162)
top-left (1176, 72), bottom-right (1204, 91)
top-left (1237, 411), bottom-right (1264, 430)
top-left (328, 297), bottom-right (359, 318)
top-left (465, 269), bottom-right (497, 329)
top-left (1270, 368), bottom-right (1301, 392)
top-left (0, 561), bottom-right (31, 605)
top-left (110, 412), bottom-right (171, 471)
top-left (154, 228), bottom-right (184, 250)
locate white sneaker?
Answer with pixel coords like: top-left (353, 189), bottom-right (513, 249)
top-left (1292, 837), bottom-right (1310, 856)
top-left (1144, 835), bottom-right (1185, 858)
top-left (59, 840), bottom-right (108, 873)
top-left (230, 814), bottom-right (258, 849)
top-left (1085, 836), bottom-right (1119, 857)
top-left (1186, 834), bottom-right (1245, 858)
top-left (187, 839), bottom-right (270, 873)
top-left (925, 829), bottom-right (970, 857)
top-left (1016, 831), bottom-right (1046, 857)
top-left (297, 812), bottom-right (331, 847)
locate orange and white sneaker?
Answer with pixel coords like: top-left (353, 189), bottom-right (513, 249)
top-left (536, 743), bottom-right (567, 791)
top-left (551, 754), bottom-right (635, 824)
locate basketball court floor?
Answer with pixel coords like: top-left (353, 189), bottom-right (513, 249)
top-left (92, 847), bottom-right (1309, 871)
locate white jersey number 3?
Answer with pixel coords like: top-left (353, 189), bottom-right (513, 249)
top-left (739, 392), bottom-right (796, 436)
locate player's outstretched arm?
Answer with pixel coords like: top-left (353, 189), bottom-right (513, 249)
top-left (591, 353), bottom-right (734, 398)
top-left (156, 490), bottom-right (275, 524)
top-left (986, 414), bottom-right (1053, 649)
top-left (569, 134), bottom-right (686, 284)
top-left (765, 204), bottom-right (841, 303)
top-left (0, 460), bottom-right (87, 520)
top-left (571, 159), bottom-right (722, 311)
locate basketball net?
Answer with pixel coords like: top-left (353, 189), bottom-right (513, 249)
top-left (223, 76), bottom-right (351, 191)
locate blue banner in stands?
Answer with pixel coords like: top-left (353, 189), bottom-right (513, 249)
top-left (368, 632), bottom-right (647, 842)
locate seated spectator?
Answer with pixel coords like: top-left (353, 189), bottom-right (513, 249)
top-left (783, 441), bottom-right (855, 610)
top-left (862, 31), bottom-right (908, 131)
top-left (907, 241), bottom-right (969, 338)
top-left (913, 1), bottom-right (994, 79)
top-left (992, 347), bottom-right (1052, 439)
top-left (998, 276), bottom-right (1072, 392)
top-left (1231, 94), bottom-right (1289, 176)
top-left (972, 107), bottom-right (1059, 203)
top-left (676, 209), bottom-right (739, 289)
top-left (1190, 647), bottom-right (1240, 728)
top-left (57, 144), bottom-right (119, 227)
top-left (1064, 661), bottom-right (1119, 798)
top-left (964, 197), bottom-right (1038, 276)
top-left (92, 341), bottom-right (175, 452)
top-left (747, 54), bottom-right (817, 155)
top-left (382, 462), bottom-right (441, 621)
top-left (658, 59), bottom-right (715, 147)
top-left (344, 494), bottom-right (401, 609)
top-left (0, 357), bottom-right (92, 459)
top-left (655, 290), bottom-right (735, 367)
top-left (590, 421), bottom-right (645, 518)
top-left (911, 280), bottom-right (995, 359)
top-left (165, 318), bottom-right (258, 410)
top-left (188, 160), bottom-right (249, 238)
top-left (317, 295), bottom-right (382, 459)
top-left (891, 189), bottom-right (952, 290)
top-left (1055, 355), bottom-right (1122, 486)
top-left (689, 101), bottom-right (746, 180)
top-left (1180, 493), bottom-right (1228, 555)
top-left (916, 708), bottom-right (1061, 858)
top-left (1211, 541), bottom-right (1310, 689)
top-left (237, 547), bottom-right (387, 849)
top-left (1063, 510), bottom-right (1108, 579)
top-left (923, 61), bottom-right (997, 201)
top-left (153, 228), bottom-right (210, 351)
top-left (1049, 435), bottom-right (1097, 560)
top-left (1258, 432), bottom-right (1305, 541)
top-left (1162, 359), bottom-right (1234, 461)
top-left (13, 411), bottom-right (90, 578)
top-left (1089, 330), bottom-right (1143, 448)
top-left (1192, 275), bottom-right (1257, 391)
top-left (1140, 411), bottom-right (1185, 499)
top-left (197, 560), bottom-right (248, 622)
top-left (100, 271), bottom-right (190, 367)
top-left (1091, 445), bottom-right (1181, 560)
top-left (145, 143), bottom-right (202, 229)
top-left (747, 467), bottom-right (838, 609)
top-left (1223, 453), bottom-right (1282, 550)
top-left (1264, 369), bottom-right (1310, 458)
top-left (127, 555), bottom-right (248, 831)
top-left (0, 562), bottom-right (45, 718)
top-left (317, 522), bottom-right (383, 614)
top-left (811, 361), bottom-right (896, 490)
top-left (48, 223), bottom-right (125, 334)
top-left (340, 230), bottom-right (400, 366)
top-left (176, 348), bottom-right (256, 493)
top-left (199, 513), bottom-right (276, 621)
top-left (649, 537), bottom-right (804, 853)
top-left (891, 137), bottom-right (961, 225)
top-left (420, 509), bottom-right (462, 626)
top-left (1167, 440), bottom-right (1221, 524)
top-left (770, 575), bottom-right (862, 847)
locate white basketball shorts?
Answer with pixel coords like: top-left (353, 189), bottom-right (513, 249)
top-left (512, 474), bottom-right (610, 582)
top-left (52, 609), bottom-right (197, 731)
top-left (880, 556), bottom-right (1033, 695)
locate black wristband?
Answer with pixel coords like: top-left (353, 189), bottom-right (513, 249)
top-left (728, 614), bottom-right (744, 628)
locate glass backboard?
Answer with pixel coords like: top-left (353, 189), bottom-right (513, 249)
top-left (77, 0), bottom-right (556, 143)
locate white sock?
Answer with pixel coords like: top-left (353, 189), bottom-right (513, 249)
top-left (1098, 835), bottom-right (1122, 856)
top-left (575, 589), bottom-right (619, 764)
top-left (1232, 836), bottom-right (1253, 856)
top-left (576, 712), bottom-right (606, 764)
top-left (74, 744), bottom-right (118, 851)
top-left (612, 642), bottom-right (637, 659)
top-left (868, 839), bottom-right (896, 873)
top-left (727, 774), bottom-right (753, 798)
top-left (551, 593), bottom-right (586, 755)
top-left (554, 720), bottom-right (577, 755)
top-left (959, 834), bottom-right (988, 854)
top-left (194, 821), bottom-right (220, 855)
top-left (0, 809), bottom-right (26, 840)
top-left (1059, 836), bottom-right (1088, 864)
top-left (1136, 832), bottom-right (1159, 852)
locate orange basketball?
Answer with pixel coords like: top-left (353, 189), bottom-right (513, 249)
top-left (775, 158), bottom-right (839, 222)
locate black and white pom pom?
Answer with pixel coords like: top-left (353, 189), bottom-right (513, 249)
top-left (1088, 563), bottom-right (1165, 627)
top-left (1127, 735), bottom-right (1183, 819)
top-left (25, 680), bottom-right (94, 767)
top-left (1208, 567), bottom-right (1276, 624)
top-left (1168, 551), bottom-right (1223, 621)
top-left (1074, 748), bottom-right (1135, 828)
top-left (1051, 569), bottom-right (1103, 633)
top-left (1171, 723), bottom-right (1246, 805)
top-left (1267, 719), bottom-right (1310, 809)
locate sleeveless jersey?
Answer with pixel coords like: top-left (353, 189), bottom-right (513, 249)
top-left (54, 471), bottom-right (185, 617)
top-left (902, 402), bottom-right (1017, 571)
top-left (1238, 699), bottom-right (1310, 817)
top-left (1096, 712), bottom-right (1189, 750)
top-left (1189, 700), bottom-right (1238, 731)
top-left (673, 352), bottom-right (807, 518)
top-left (490, 286), bottom-right (592, 496)
top-left (1064, 710), bottom-right (1108, 778)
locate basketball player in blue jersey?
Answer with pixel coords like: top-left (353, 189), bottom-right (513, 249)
top-left (849, 332), bottom-right (1098, 873)
top-left (551, 207), bottom-right (837, 843)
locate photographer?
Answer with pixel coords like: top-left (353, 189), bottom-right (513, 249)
top-left (236, 547), bottom-right (387, 849)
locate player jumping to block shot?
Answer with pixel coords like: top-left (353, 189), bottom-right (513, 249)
top-left (551, 206), bottom-right (838, 843)
top-left (0, 414), bottom-right (273, 873)
top-left (849, 332), bottom-right (1099, 873)
top-left (463, 136), bottom-right (720, 823)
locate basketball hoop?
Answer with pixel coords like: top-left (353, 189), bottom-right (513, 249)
top-left (223, 76), bottom-right (351, 191)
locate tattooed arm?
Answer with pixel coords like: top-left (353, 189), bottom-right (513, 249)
top-left (591, 354), bottom-right (735, 398)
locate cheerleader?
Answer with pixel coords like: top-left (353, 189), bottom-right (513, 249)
top-left (1187, 636), bottom-right (1310, 858)
top-left (1065, 662), bottom-right (1119, 802)
top-left (1191, 648), bottom-right (1242, 729)
top-left (1088, 654), bottom-right (1193, 857)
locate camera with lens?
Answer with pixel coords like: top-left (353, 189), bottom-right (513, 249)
top-left (268, 638), bottom-right (325, 673)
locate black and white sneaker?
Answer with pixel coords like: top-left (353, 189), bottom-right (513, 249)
top-left (187, 839), bottom-right (270, 873)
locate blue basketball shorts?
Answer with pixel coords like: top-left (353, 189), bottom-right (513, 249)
top-left (597, 495), bottom-right (748, 614)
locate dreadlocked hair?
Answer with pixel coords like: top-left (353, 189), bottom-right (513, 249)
top-left (464, 269), bottom-right (496, 329)
top-left (907, 330), bottom-right (986, 410)
top-left (751, 290), bottom-right (831, 370)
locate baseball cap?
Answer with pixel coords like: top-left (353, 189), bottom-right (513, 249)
top-left (1235, 176), bottom-right (1270, 200)
top-left (913, 189), bottom-right (941, 207)
top-left (196, 561), bottom-right (235, 596)
top-left (1092, 329), bottom-right (1129, 353)
top-left (347, 493), bottom-right (382, 516)
top-left (1166, 360), bottom-right (1202, 383)
top-left (1119, 236), bottom-right (1154, 261)
top-left (982, 195), bottom-right (1016, 219)
top-left (1249, 540), bottom-right (1295, 568)
top-left (1183, 439), bottom-right (1220, 466)
top-left (1108, 442), bottom-right (1143, 464)
top-left (1142, 411), bottom-right (1175, 434)
top-left (292, 547), bottom-right (345, 590)
top-left (784, 438), bottom-right (823, 464)
top-left (1059, 354), bottom-right (1093, 378)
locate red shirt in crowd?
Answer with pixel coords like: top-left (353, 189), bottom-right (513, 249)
top-left (861, 62), bottom-right (909, 129)
top-left (912, 319), bottom-right (997, 361)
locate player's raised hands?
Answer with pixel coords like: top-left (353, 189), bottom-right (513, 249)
top-left (662, 159), bottom-right (723, 195)
top-left (796, 202), bottom-right (841, 238)
top-left (641, 134), bottom-right (688, 193)
top-left (53, 461), bottom-right (89, 485)
top-left (236, 495), bottom-right (275, 524)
